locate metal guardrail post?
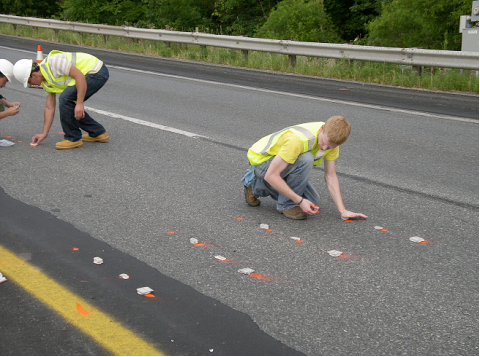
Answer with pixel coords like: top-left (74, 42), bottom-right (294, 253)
top-left (412, 65), bottom-right (423, 76)
top-left (241, 49), bottom-right (248, 61)
top-left (288, 54), bottom-right (296, 68)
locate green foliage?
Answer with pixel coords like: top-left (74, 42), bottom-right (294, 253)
top-left (0, 0), bottom-right (61, 18)
top-left (2, 0), bottom-right (476, 51)
top-left (366, 0), bottom-right (471, 50)
top-left (212, 0), bottom-right (281, 36)
top-left (324, 0), bottom-right (382, 42)
top-left (61, 0), bottom-right (144, 25)
top-left (61, 0), bottom-right (215, 31)
top-left (136, 0), bottom-right (215, 31)
top-left (255, 0), bottom-right (342, 43)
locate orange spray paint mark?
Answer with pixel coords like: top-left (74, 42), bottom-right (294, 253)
top-left (76, 303), bottom-right (89, 315)
top-left (249, 273), bottom-right (273, 281)
top-left (168, 231), bottom-right (176, 234)
top-left (193, 243), bottom-right (211, 247)
top-left (144, 293), bottom-right (155, 298)
top-left (380, 229), bottom-right (388, 232)
top-left (265, 229), bottom-right (272, 232)
top-left (72, 247), bottom-right (79, 251)
top-left (344, 220), bottom-right (353, 223)
top-left (338, 253), bottom-right (353, 259)
top-left (236, 217), bottom-right (243, 220)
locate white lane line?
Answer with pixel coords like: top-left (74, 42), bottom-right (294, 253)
top-left (110, 65), bottom-right (478, 124)
top-left (84, 106), bottom-right (208, 138)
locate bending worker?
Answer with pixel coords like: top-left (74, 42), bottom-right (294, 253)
top-left (0, 59), bottom-right (20, 120)
top-left (242, 116), bottom-right (368, 220)
top-left (13, 50), bottom-right (109, 149)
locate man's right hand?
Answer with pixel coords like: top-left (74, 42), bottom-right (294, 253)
top-left (31, 134), bottom-right (47, 145)
top-left (5, 107), bottom-right (19, 117)
top-left (299, 199), bottom-right (320, 215)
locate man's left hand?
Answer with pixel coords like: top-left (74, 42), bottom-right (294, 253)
top-left (74, 103), bottom-right (85, 120)
top-left (341, 210), bottom-right (368, 220)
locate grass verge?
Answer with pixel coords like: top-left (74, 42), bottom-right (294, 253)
top-left (1, 23), bottom-right (478, 93)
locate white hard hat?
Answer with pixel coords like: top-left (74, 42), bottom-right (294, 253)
top-left (0, 59), bottom-right (14, 82)
top-left (13, 59), bottom-right (33, 88)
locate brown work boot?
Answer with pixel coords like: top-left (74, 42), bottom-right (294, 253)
top-left (244, 185), bottom-right (260, 207)
top-left (82, 132), bottom-right (109, 142)
top-left (280, 206), bottom-right (307, 220)
top-left (55, 139), bottom-right (83, 150)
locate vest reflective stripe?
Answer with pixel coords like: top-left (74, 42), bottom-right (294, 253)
top-left (314, 149), bottom-right (325, 161)
top-left (248, 122), bottom-right (330, 166)
top-left (41, 53), bottom-right (77, 87)
top-left (259, 125), bottom-right (315, 155)
top-left (39, 51), bottom-right (98, 93)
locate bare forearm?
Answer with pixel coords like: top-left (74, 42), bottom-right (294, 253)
top-left (76, 80), bottom-right (86, 104)
top-left (325, 173), bottom-right (347, 215)
top-left (266, 175), bottom-right (303, 204)
top-left (41, 107), bottom-right (55, 135)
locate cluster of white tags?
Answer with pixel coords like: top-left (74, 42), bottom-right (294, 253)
top-left (92, 255), bottom-right (153, 295)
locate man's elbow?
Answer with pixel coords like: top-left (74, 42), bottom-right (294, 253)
top-left (264, 172), bottom-right (272, 184)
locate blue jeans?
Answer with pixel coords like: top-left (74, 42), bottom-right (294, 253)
top-left (58, 64), bottom-right (109, 142)
top-left (251, 152), bottom-right (320, 211)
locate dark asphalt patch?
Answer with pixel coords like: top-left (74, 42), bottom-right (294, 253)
top-left (0, 186), bottom-right (303, 356)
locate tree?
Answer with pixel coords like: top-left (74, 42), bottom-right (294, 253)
top-left (138, 0), bottom-right (215, 31)
top-left (212, 0), bottom-right (282, 36)
top-left (61, 0), bottom-right (215, 30)
top-left (0, 0), bottom-right (62, 18)
top-left (365, 0), bottom-right (472, 50)
top-left (61, 0), bottom-right (144, 25)
top-left (255, 0), bottom-right (342, 43)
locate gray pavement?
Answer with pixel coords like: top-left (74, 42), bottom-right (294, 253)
top-left (0, 39), bottom-right (478, 355)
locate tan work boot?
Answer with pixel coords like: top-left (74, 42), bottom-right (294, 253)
top-left (280, 206), bottom-right (307, 220)
top-left (55, 139), bottom-right (83, 150)
top-left (244, 185), bottom-right (260, 207)
top-left (82, 132), bottom-right (109, 142)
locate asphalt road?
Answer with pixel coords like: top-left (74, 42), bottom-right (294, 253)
top-left (0, 35), bottom-right (478, 355)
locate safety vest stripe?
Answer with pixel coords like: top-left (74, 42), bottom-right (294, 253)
top-left (259, 125), bottom-right (315, 155)
top-left (259, 126), bottom-right (295, 155)
top-left (314, 151), bottom-right (324, 160)
top-left (42, 53), bottom-right (77, 86)
top-left (294, 126), bottom-right (316, 150)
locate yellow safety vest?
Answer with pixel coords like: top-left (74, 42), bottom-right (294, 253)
top-left (39, 51), bottom-right (99, 93)
top-left (247, 122), bottom-right (332, 166)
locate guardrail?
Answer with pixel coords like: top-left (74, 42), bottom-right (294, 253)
top-left (0, 14), bottom-right (478, 71)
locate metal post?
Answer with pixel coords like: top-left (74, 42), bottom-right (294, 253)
top-left (412, 65), bottom-right (423, 76)
top-left (288, 54), bottom-right (297, 68)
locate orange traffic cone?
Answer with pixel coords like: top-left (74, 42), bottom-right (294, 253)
top-left (30, 45), bottom-right (44, 88)
top-left (36, 45), bottom-right (43, 64)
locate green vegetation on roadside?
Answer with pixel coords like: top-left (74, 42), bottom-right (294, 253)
top-left (1, 23), bottom-right (478, 93)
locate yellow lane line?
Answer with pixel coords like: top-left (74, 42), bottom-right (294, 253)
top-left (0, 245), bottom-right (164, 356)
